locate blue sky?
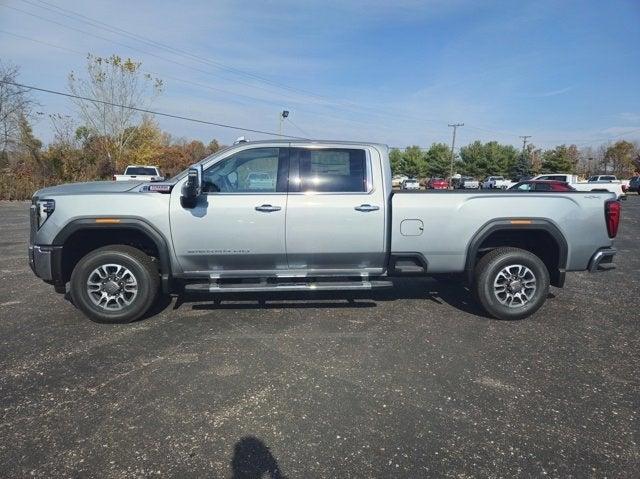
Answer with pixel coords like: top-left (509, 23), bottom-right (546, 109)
top-left (1, 0), bottom-right (639, 149)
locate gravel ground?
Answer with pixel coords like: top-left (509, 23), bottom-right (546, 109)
top-left (0, 197), bottom-right (638, 478)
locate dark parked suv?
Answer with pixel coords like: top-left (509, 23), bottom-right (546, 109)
top-left (629, 176), bottom-right (640, 194)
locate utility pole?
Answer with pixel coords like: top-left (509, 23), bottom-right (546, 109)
top-left (519, 135), bottom-right (531, 152)
top-left (279, 110), bottom-right (289, 136)
top-left (448, 123), bottom-right (463, 188)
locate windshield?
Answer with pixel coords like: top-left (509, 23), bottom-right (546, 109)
top-left (168, 145), bottom-right (235, 182)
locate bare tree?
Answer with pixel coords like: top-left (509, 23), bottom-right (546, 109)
top-left (68, 54), bottom-right (162, 172)
top-left (0, 62), bottom-right (34, 165)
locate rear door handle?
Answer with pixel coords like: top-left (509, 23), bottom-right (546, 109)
top-left (255, 204), bottom-right (282, 212)
top-left (354, 204), bottom-right (380, 212)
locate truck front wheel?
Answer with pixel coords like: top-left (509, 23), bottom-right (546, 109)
top-left (70, 245), bottom-right (159, 323)
top-left (473, 247), bottom-right (550, 320)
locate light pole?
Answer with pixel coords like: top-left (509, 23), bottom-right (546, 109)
top-left (279, 110), bottom-right (289, 136)
top-left (448, 123), bottom-right (463, 188)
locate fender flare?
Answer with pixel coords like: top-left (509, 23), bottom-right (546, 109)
top-left (52, 217), bottom-right (172, 292)
top-left (464, 218), bottom-right (568, 286)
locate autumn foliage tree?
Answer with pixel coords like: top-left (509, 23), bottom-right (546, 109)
top-left (68, 54), bottom-right (163, 173)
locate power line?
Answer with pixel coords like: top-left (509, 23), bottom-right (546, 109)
top-left (3, 21), bottom-right (638, 148)
top-left (0, 29), bottom-right (385, 133)
top-left (13, 0), bottom-right (419, 122)
top-left (21, 0), bottom-right (336, 103)
top-left (13, 0), bottom-right (494, 132)
top-left (0, 79), bottom-right (308, 139)
top-left (2, 3), bottom-right (324, 106)
top-left (286, 117), bottom-right (311, 137)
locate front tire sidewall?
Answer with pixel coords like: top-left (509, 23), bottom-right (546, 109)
top-left (71, 249), bottom-right (157, 324)
top-left (477, 251), bottom-right (550, 320)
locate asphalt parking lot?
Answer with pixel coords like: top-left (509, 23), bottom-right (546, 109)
top-left (1, 198), bottom-right (638, 478)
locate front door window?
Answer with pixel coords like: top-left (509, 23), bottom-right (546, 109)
top-left (202, 147), bottom-right (287, 193)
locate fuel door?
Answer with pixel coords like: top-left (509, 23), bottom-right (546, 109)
top-left (400, 219), bottom-right (424, 236)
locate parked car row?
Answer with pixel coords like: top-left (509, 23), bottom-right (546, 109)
top-left (391, 172), bottom-right (636, 197)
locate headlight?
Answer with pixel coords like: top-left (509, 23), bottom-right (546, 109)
top-left (36, 199), bottom-right (55, 229)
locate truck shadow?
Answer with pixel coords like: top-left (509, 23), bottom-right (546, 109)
top-left (174, 277), bottom-right (491, 318)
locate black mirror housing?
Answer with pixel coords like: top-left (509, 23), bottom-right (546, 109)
top-left (181, 165), bottom-right (203, 208)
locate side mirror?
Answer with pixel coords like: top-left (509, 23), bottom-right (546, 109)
top-left (181, 165), bottom-right (203, 208)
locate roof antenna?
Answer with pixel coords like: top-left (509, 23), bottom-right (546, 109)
top-left (234, 136), bottom-right (248, 144)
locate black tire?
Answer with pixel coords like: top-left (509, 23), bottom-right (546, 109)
top-left (473, 247), bottom-right (550, 320)
top-left (70, 245), bottom-right (159, 324)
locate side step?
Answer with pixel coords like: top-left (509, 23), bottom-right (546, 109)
top-left (184, 279), bottom-right (393, 294)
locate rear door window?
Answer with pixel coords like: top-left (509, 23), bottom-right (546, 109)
top-left (291, 148), bottom-right (368, 193)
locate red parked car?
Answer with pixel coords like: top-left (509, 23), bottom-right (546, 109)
top-left (509, 180), bottom-right (575, 192)
top-left (427, 178), bottom-right (449, 189)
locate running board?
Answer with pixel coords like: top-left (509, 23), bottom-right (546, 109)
top-left (184, 279), bottom-right (393, 294)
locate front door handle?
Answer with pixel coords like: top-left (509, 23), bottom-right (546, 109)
top-left (354, 204), bottom-right (380, 212)
top-left (255, 204), bottom-right (282, 212)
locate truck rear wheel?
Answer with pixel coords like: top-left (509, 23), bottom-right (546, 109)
top-left (473, 247), bottom-right (549, 320)
top-left (70, 245), bottom-right (159, 324)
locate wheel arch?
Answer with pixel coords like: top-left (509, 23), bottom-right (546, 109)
top-left (52, 217), bottom-right (172, 293)
top-left (464, 218), bottom-right (568, 287)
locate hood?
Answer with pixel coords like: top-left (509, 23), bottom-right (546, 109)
top-left (33, 180), bottom-right (144, 198)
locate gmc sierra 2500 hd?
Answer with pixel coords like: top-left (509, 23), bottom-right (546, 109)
top-left (29, 140), bottom-right (620, 323)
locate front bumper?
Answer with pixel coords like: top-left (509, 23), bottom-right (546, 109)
top-left (29, 244), bottom-right (64, 284)
top-left (588, 248), bottom-right (616, 273)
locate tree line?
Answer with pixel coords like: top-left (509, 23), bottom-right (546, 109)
top-left (390, 140), bottom-right (640, 180)
top-left (1, 55), bottom-right (639, 200)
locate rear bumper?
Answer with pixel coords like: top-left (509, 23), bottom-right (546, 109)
top-left (588, 248), bottom-right (616, 273)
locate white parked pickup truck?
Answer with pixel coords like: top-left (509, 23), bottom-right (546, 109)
top-left (532, 174), bottom-right (625, 199)
top-left (114, 165), bottom-right (164, 182)
top-left (481, 176), bottom-right (514, 189)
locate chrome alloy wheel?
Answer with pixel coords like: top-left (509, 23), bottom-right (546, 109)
top-left (493, 264), bottom-right (537, 308)
top-left (86, 263), bottom-right (138, 311)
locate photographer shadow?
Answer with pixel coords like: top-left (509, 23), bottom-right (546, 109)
top-left (231, 436), bottom-right (286, 479)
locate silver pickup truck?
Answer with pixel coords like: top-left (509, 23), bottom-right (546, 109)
top-left (29, 140), bottom-right (620, 323)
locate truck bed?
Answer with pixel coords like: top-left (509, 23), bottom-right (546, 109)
top-left (390, 189), bottom-right (615, 273)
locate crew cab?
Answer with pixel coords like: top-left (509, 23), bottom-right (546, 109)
top-left (113, 165), bottom-right (164, 182)
top-left (30, 140), bottom-right (619, 324)
top-left (532, 174), bottom-right (625, 199)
